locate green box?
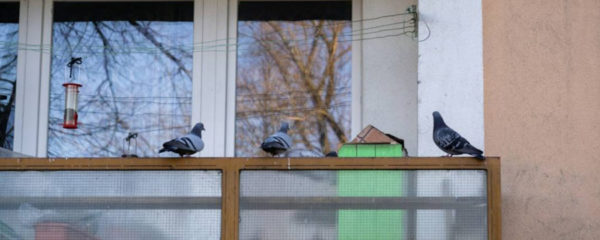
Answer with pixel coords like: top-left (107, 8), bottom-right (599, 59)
top-left (338, 143), bottom-right (405, 158)
top-left (337, 143), bottom-right (405, 240)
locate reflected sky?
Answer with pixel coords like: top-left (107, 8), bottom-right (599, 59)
top-left (235, 20), bottom-right (352, 157)
top-left (48, 2), bottom-right (193, 158)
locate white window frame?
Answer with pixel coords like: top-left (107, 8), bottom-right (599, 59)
top-left (13, 0), bottom-right (52, 156)
top-left (15, 0), bottom-right (207, 157)
top-left (11, 0), bottom-right (364, 157)
top-left (222, 0), bottom-right (363, 157)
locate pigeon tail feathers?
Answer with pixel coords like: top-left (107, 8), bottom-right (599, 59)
top-left (261, 141), bottom-right (288, 155)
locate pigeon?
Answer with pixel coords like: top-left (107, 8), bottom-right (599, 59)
top-left (432, 111), bottom-right (485, 160)
top-left (282, 149), bottom-right (324, 157)
top-left (159, 122), bottom-right (205, 157)
top-left (261, 122), bottom-right (292, 156)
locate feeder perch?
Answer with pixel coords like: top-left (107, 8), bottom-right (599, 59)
top-left (122, 132), bottom-right (139, 158)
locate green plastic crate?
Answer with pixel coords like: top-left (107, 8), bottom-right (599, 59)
top-left (338, 143), bottom-right (405, 158)
top-left (338, 143), bottom-right (405, 240)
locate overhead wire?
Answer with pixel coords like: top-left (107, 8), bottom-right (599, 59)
top-left (0, 11), bottom-right (418, 54)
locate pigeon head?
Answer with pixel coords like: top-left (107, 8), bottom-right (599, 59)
top-left (432, 111), bottom-right (447, 129)
top-left (279, 122), bottom-right (290, 133)
top-left (191, 123), bottom-right (205, 136)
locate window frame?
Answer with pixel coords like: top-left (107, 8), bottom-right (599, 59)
top-left (225, 0), bottom-right (362, 157)
top-left (12, 0), bottom-right (362, 157)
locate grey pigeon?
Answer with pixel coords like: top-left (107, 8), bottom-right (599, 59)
top-left (325, 151), bottom-right (338, 157)
top-left (432, 111), bottom-right (485, 160)
top-left (261, 122), bottom-right (292, 156)
top-left (159, 123), bottom-right (205, 157)
top-left (282, 149), bottom-right (324, 157)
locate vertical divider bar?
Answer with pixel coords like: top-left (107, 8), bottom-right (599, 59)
top-left (488, 158), bottom-right (501, 240)
top-left (222, 160), bottom-right (241, 240)
top-left (405, 170), bottom-right (417, 239)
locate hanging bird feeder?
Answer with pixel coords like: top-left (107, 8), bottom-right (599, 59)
top-left (63, 57), bottom-right (82, 129)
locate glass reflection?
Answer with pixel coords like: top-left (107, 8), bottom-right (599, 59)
top-left (240, 170), bottom-right (487, 240)
top-left (0, 170), bottom-right (221, 240)
top-left (0, 2), bottom-right (19, 150)
top-left (48, 2), bottom-right (193, 157)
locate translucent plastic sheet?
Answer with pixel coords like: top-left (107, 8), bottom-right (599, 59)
top-left (0, 171), bottom-right (221, 240)
top-left (240, 170), bottom-right (487, 240)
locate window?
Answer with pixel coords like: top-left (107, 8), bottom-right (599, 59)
top-left (0, 2), bottom-right (19, 150)
top-left (0, 170), bottom-right (221, 239)
top-left (47, 2), bottom-right (194, 157)
top-left (235, 1), bottom-right (352, 157)
top-left (239, 170), bottom-right (488, 240)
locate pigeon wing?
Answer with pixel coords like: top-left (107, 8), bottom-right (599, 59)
top-left (160, 134), bottom-right (203, 156)
top-left (180, 133), bottom-right (204, 152)
top-left (436, 127), bottom-right (484, 159)
top-left (161, 139), bottom-right (195, 155)
top-left (261, 132), bottom-right (292, 155)
top-left (282, 149), bottom-right (324, 157)
top-left (434, 127), bottom-right (461, 150)
top-left (453, 139), bottom-right (483, 155)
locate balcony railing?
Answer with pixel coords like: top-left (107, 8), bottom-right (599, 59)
top-left (0, 157), bottom-right (501, 240)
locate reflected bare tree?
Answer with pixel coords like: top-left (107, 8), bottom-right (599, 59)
top-left (0, 23), bottom-right (18, 150)
top-left (236, 20), bottom-right (351, 157)
top-left (48, 20), bottom-right (192, 157)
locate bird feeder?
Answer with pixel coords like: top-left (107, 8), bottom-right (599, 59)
top-left (122, 132), bottom-right (139, 158)
top-left (63, 57), bottom-right (82, 129)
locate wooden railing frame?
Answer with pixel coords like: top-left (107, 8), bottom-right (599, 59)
top-left (0, 157), bottom-right (501, 240)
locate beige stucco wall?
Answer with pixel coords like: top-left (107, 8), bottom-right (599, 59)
top-left (483, 0), bottom-right (600, 238)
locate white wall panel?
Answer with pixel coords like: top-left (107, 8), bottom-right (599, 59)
top-left (356, 0), bottom-right (419, 154)
top-left (417, 0), bottom-right (485, 156)
top-left (193, 0), bottom-right (230, 157)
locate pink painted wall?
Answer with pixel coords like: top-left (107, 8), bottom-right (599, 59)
top-left (483, 0), bottom-right (600, 238)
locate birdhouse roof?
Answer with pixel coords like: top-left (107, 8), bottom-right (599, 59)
top-left (350, 125), bottom-right (403, 144)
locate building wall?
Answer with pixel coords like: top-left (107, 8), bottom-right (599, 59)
top-left (483, 0), bottom-right (600, 238)
top-left (417, 0), bottom-right (484, 157)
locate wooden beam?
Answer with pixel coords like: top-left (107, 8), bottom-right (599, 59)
top-left (239, 196), bottom-right (487, 210)
top-left (0, 196), bottom-right (221, 209)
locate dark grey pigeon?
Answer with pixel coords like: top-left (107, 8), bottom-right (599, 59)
top-left (159, 122), bottom-right (205, 157)
top-left (325, 151), bottom-right (338, 157)
top-left (261, 122), bottom-right (292, 156)
top-left (432, 111), bottom-right (485, 160)
top-left (282, 149), bottom-right (324, 157)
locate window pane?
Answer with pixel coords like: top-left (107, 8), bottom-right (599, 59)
top-left (0, 2), bottom-right (19, 150)
top-left (0, 170), bottom-right (221, 240)
top-left (239, 170), bottom-right (487, 240)
top-left (48, 2), bottom-right (193, 157)
top-left (235, 2), bottom-right (352, 157)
